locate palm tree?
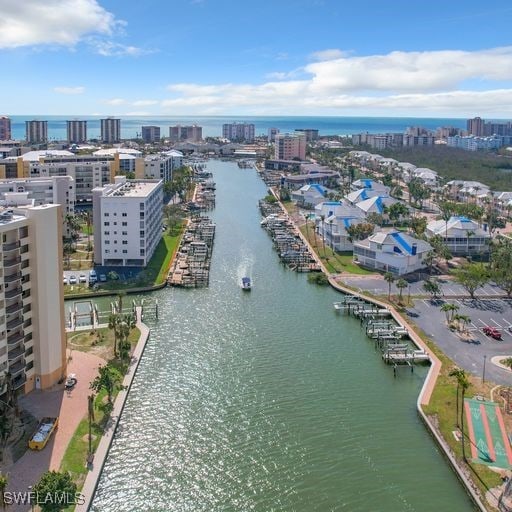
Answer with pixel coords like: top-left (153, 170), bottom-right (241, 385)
top-left (0, 473), bottom-right (7, 511)
top-left (117, 292), bottom-right (126, 314)
top-left (449, 367), bottom-right (470, 461)
top-left (319, 214), bottom-right (326, 258)
top-left (449, 367), bottom-right (464, 428)
top-left (108, 314), bottom-right (121, 357)
top-left (396, 278), bottom-right (408, 304)
top-left (466, 229), bottom-right (475, 256)
top-left (441, 302), bottom-right (459, 324)
top-left (384, 272), bottom-right (394, 300)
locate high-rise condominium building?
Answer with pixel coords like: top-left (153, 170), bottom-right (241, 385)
top-left (0, 117), bottom-right (11, 141)
top-left (25, 120), bottom-right (48, 144)
top-left (141, 126), bottom-right (161, 143)
top-left (294, 129), bottom-right (319, 142)
top-left (0, 204), bottom-right (66, 396)
top-left (222, 123), bottom-right (255, 143)
top-left (168, 125), bottom-right (202, 142)
top-left (93, 176), bottom-right (163, 267)
top-left (274, 133), bottom-right (307, 161)
top-left (100, 118), bottom-right (121, 144)
top-left (268, 128), bottom-right (280, 142)
top-left (67, 120), bottom-right (88, 144)
top-left (467, 117), bottom-right (484, 137)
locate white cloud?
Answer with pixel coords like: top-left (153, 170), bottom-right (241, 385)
top-left (161, 47), bottom-right (512, 115)
top-left (310, 49), bottom-right (347, 61)
top-left (132, 100), bottom-right (159, 107)
top-left (53, 86), bottom-right (85, 95)
top-left (104, 98), bottom-right (126, 106)
top-left (91, 40), bottom-right (151, 57)
top-left (0, 0), bottom-right (118, 48)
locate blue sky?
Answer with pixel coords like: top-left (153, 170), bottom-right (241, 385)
top-left (1, 0), bottom-right (512, 116)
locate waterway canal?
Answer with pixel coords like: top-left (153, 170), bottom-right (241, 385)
top-left (91, 160), bottom-right (474, 511)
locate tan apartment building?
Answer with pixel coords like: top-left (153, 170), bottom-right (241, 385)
top-left (0, 203), bottom-right (66, 396)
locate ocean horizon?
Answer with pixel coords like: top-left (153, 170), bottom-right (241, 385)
top-left (8, 115), bottom-right (470, 141)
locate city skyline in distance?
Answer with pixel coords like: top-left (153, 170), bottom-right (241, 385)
top-left (1, 0), bottom-right (512, 117)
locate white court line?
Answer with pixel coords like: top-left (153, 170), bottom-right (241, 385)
top-left (470, 322), bottom-right (479, 330)
top-left (502, 319), bottom-right (512, 328)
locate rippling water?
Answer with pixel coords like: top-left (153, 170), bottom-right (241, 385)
top-left (91, 160), bottom-right (474, 511)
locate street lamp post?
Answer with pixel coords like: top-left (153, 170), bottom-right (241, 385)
top-left (482, 354), bottom-right (487, 384)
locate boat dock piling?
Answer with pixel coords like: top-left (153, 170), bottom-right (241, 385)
top-left (259, 200), bottom-right (319, 272)
top-left (333, 299), bottom-right (429, 374)
top-left (167, 216), bottom-right (216, 288)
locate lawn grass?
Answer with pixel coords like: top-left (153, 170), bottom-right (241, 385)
top-left (60, 390), bottom-right (109, 488)
top-left (281, 200), bottom-right (297, 214)
top-left (299, 225), bottom-right (374, 275)
top-left (67, 326), bottom-right (141, 360)
top-left (410, 321), bottom-right (503, 498)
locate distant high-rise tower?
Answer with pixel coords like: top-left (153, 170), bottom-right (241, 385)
top-left (274, 133), bottom-right (306, 161)
top-left (26, 120), bottom-right (48, 144)
top-left (141, 126), bottom-right (161, 143)
top-left (222, 123), bottom-right (255, 142)
top-left (66, 120), bottom-right (87, 144)
top-left (467, 117), bottom-right (484, 136)
top-left (0, 116), bottom-right (11, 140)
top-left (268, 127), bottom-right (279, 142)
top-left (100, 118), bottom-right (121, 143)
top-left (168, 125), bottom-right (202, 142)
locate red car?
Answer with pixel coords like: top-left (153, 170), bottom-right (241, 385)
top-left (483, 326), bottom-right (502, 340)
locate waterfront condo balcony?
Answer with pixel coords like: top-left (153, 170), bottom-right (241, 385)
top-left (4, 272), bottom-right (21, 284)
top-left (5, 287), bottom-right (22, 299)
top-left (2, 241), bottom-right (20, 252)
top-left (12, 373), bottom-right (26, 390)
top-left (9, 358), bottom-right (25, 377)
top-left (3, 257), bottom-right (21, 268)
top-left (8, 344), bottom-right (24, 362)
top-left (5, 301), bottom-right (22, 314)
top-left (7, 330), bottom-right (24, 346)
top-left (7, 316), bottom-right (23, 330)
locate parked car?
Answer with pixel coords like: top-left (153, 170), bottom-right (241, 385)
top-left (89, 269), bottom-right (97, 285)
top-left (79, 274), bottom-right (87, 284)
top-left (68, 275), bottom-right (77, 285)
top-left (99, 274), bottom-right (107, 282)
top-left (483, 326), bottom-right (502, 340)
top-left (63, 276), bottom-right (68, 285)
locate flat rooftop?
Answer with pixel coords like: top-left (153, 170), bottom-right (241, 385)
top-left (104, 180), bottom-right (161, 198)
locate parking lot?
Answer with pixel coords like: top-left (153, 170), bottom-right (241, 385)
top-left (63, 266), bottom-right (148, 289)
top-left (407, 298), bottom-right (512, 385)
top-left (343, 275), bottom-right (507, 298)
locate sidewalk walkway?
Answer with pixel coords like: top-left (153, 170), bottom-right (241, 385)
top-left (76, 307), bottom-right (150, 512)
top-left (5, 350), bottom-right (104, 512)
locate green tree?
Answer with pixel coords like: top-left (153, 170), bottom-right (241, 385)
top-left (387, 202), bottom-right (409, 226)
top-left (395, 278), bottom-right (408, 303)
top-left (423, 278), bottom-right (441, 299)
top-left (490, 237), bottom-right (512, 297)
top-left (411, 216), bottom-right (427, 236)
top-left (90, 364), bottom-right (123, 404)
top-left (346, 222), bottom-right (374, 241)
top-left (108, 314), bottom-right (121, 357)
top-left (452, 263), bottom-right (489, 299)
top-left (408, 178), bottom-right (431, 209)
top-left (0, 473), bottom-right (7, 511)
top-left (384, 272), bottom-right (394, 300)
top-left (33, 471), bottom-right (77, 512)
top-left (441, 302), bottom-right (459, 324)
top-left (449, 368), bottom-right (470, 460)
top-left (423, 250), bottom-right (436, 275)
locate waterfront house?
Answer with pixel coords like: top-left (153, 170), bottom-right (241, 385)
top-left (291, 184), bottom-right (327, 208)
top-left (425, 216), bottom-right (490, 256)
top-left (315, 201), bottom-right (366, 251)
top-left (409, 167), bottom-right (439, 187)
top-left (350, 178), bottom-right (389, 193)
top-left (354, 195), bottom-right (397, 217)
top-left (444, 180), bottom-right (490, 202)
top-left (353, 230), bottom-right (432, 275)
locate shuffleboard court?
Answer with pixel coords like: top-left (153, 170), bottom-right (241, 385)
top-left (465, 398), bottom-right (512, 468)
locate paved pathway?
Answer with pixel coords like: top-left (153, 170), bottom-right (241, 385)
top-left (4, 350), bottom-right (104, 512)
top-left (76, 307), bottom-right (150, 512)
